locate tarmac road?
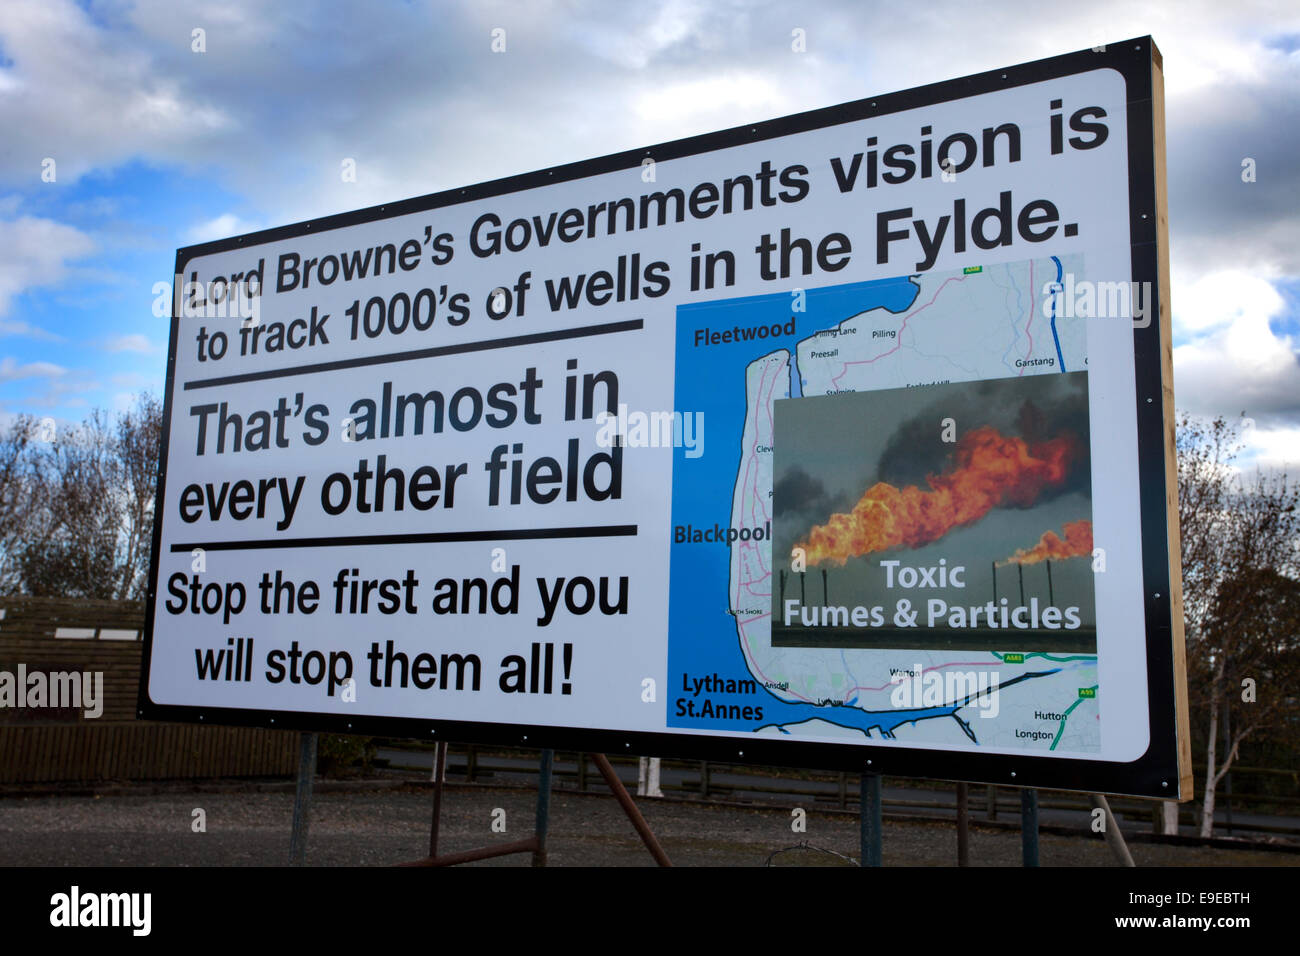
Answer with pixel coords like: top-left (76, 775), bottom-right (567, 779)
top-left (0, 779), bottom-right (1294, 867)
top-left (378, 747), bottom-right (1300, 839)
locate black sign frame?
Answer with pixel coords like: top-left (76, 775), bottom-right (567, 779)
top-left (140, 36), bottom-right (1190, 800)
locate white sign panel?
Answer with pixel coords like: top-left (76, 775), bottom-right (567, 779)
top-left (142, 39), bottom-right (1188, 797)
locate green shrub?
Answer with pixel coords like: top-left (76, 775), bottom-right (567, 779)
top-left (317, 734), bottom-right (376, 777)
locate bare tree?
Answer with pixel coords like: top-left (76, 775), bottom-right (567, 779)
top-left (0, 394), bottom-right (163, 600)
top-left (0, 416), bottom-right (45, 595)
top-left (110, 393), bottom-right (163, 601)
top-left (1177, 412), bottom-right (1300, 836)
top-left (17, 409), bottom-right (120, 598)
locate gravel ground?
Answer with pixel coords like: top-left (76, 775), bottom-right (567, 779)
top-left (0, 782), bottom-right (1295, 867)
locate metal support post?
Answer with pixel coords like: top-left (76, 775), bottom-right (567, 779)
top-left (1089, 793), bottom-right (1135, 867)
top-left (1020, 788), bottom-right (1039, 867)
top-left (532, 749), bottom-right (554, 866)
top-left (956, 782), bottom-right (970, 866)
top-left (289, 732), bottom-right (317, 866)
top-left (859, 771), bottom-right (882, 867)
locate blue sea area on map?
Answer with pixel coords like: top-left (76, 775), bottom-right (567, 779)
top-left (667, 275), bottom-right (971, 737)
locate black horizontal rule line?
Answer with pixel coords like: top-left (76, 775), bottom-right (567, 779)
top-left (169, 524), bottom-right (639, 552)
top-left (181, 318), bottom-right (645, 390)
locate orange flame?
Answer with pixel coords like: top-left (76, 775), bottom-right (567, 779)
top-left (997, 519), bottom-right (1093, 567)
top-left (796, 426), bottom-right (1081, 566)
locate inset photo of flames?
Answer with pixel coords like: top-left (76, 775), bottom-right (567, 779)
top-left (772, 371), bottom-right (1097, 653)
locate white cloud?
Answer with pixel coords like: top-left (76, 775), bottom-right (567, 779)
top-left (2, 0), bottom-right (1294, 252)
top-left (0, 356), bottom-right (64, 381)
top-left (9, 372), bottom-right (102, 411)
top-left (635, 72), bottom-right (791, 128)
top-left (186, 213), bottom-right (262, 244)
top-left (1, 0), bottom-right (1297, 438)
top-left (0, 318), bottom-right (62, 341)
top-left (573, 0), bottom-right (720, 70)
top-left (1243, 423), bottom-right (1300, 472)
top-left (111, 390), bottom-right (138, 414)
top-left (106, 334), bottom-right (154, 353)
top-left (0, 0), bottom-right (231, 185)
top-left (1172, 270), bottom-right (1287, 335)
top-left (111, 371), bottom-right (161, 389)
top-left (1173, 270), bottom-right (1299, 424)
top-left (0, 216), bottom-right (96, 315)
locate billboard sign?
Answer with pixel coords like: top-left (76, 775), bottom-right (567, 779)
top-left (142, 37), bottom-right (1189, 798)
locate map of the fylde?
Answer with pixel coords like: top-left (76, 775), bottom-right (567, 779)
top-left (668, 255), bottom-right (1101, 755)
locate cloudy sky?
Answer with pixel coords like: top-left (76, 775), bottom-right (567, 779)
top-left (0, 0), bottom-right (1296, 470)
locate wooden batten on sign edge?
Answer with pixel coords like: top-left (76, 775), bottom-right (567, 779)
top-left (1150, 41), bottom-right (1194, 802)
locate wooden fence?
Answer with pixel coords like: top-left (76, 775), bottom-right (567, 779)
top-left (0, 596), bottom-right (297, 783)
